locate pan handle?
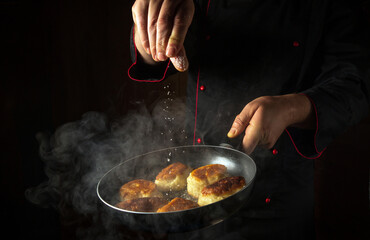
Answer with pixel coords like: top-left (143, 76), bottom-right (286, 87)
top-left (219, 143), bottom-right (234, 149)
top-left (219, 134), bottom-right (243, 150)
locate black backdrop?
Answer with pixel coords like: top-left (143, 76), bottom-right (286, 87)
top-left (1, 0), bottom-right (369, 239)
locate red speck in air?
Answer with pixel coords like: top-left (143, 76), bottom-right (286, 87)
top-left (200, 85), bottom-right (205, 91)
top-left (293, 41), bottom-right (300, 47)
top-left (265, 198), bottom-right (271, 204)
top-left (197, 138), bottom-right (202, 144)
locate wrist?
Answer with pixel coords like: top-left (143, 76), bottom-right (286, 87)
top-left (287, 93), bottom-right (315, 129)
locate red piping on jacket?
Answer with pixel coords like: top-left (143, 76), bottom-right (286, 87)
top-left (193, 68), bottom-right (201, 145)
top-left (193, 0), bottom-right (212, 145)
top-left (128, 25), bottom-right (171, 82)
top-left (285, 93), bottom-right (326, 159)
top-left (206, 0), bottom-right (211, 16)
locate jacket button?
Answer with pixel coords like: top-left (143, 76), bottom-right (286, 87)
top-left (200, 85), bottom-right (205, 91)
top-left (197, 138), bottom-right (202, 144)
top-left (293, 41), bottom-right (300, 47)
top-left (272, 149), bottom-right (278, 155)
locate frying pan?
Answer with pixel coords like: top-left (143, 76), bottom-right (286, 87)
top-left (96, 145), bottom-right (256, 233)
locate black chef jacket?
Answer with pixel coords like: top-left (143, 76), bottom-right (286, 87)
top-left (128, 0), bottom-right (370, 238)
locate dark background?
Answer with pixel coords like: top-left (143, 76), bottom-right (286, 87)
top-left (1, 0), bottom-right (369, 239)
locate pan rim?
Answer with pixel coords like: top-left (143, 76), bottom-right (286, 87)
top-left (96, 144), bottom-right (256, 215)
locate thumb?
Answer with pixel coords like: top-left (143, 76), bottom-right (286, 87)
top-left (227, 106), bottom-right (255, 138)
top-left (170, 47), bottom-right (189, 72)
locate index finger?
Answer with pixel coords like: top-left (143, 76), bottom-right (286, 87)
top-left (227, 103), bottom-right (256, 138)
top-left (147, 0), bottom-right (164, 61)
top-left (132, 2), bottom-right (150, 54)
top-left (242, 123), bottom-right (261, 154)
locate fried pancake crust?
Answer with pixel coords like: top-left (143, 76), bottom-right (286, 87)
top-left (119, 179), bottom-right (163, 201)
top-left (157, 197), bottom-right (198, 212)
top-left (116, 197), bottom-right (168, 212)
top-left (155, 162), bottom-right (192, 191)
top-left (187, 164), bottom-right (228, 198)
top-left (198, 176), bottom-right (246, 206)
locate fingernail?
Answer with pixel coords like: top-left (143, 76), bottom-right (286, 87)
top-left (151, 48), bottom-right (157, 61)
top-left (145, 47), bottom-right (150, 54)
top-left (153, 54), bottom-right (158, 62)
top-left (227, 129), bottom-right (236, 138)
top-left (157, 52), bottom-right (166, 61)
top-left (166, 46), bottom-right (177, 57)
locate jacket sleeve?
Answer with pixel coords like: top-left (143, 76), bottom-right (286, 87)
top-left (127, 25), bottom-right (177, 82)
top-left (300, 1), bottom-right (370, 155)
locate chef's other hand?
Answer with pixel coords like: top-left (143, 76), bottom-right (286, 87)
top-left (227, 94), bottom-right (315, 155)
top-left (132, 0), bottom-right (194, 71)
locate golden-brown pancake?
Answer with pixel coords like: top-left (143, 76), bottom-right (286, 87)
top-left (187, 164), bottom-right (228, 198)
top-left (115, 197), bottom-right (168, 212)
top-left (198, 176), bottom-right (246, 206)
top-left (119, 179), bottom-right (163, 201)
top-left (156, 197), bottom-right (198, 212)
top-left (155, 162), bottom-right (192, 192)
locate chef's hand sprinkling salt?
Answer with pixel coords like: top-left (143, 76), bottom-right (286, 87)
top-left (131, 0), bottom-right (194, 72)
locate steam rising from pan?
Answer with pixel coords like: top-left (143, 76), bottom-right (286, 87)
top-left (25, 96), bottom-right (256, 239)
top-left (25, 99), bottom-right (189, 239)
